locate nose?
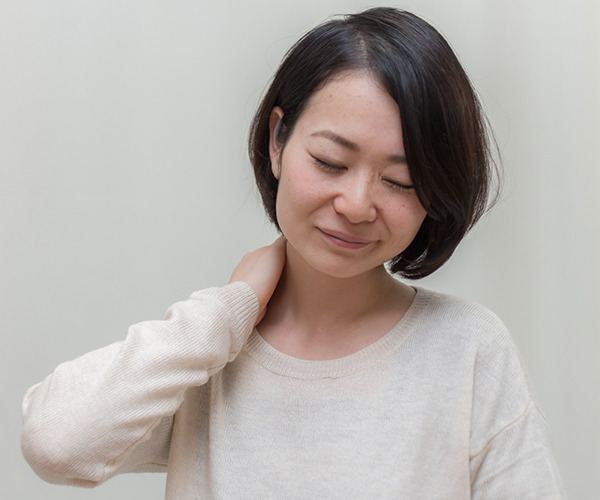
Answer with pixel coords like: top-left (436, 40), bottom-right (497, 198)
top-left (332, 175), bottom-right (377, 224)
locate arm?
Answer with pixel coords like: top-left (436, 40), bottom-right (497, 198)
top-left (21, 282), bottom-right (258, 486)
top-left (470, 402), bottom-right (565, 499)
top-left (468, 320), bottom-right (566, 499)
top-left (21, 237), bottom-right (286, 487)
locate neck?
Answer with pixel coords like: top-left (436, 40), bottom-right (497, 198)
top-left (279, 252), bottom-right (393, 326)
top-left (258, 241), bottom-right (414, 359)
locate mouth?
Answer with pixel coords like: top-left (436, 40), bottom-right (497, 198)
top-left (318, 228), bottom-right (373, 250)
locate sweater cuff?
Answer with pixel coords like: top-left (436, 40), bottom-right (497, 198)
top-left (191, 281), bottom-right (259, 357)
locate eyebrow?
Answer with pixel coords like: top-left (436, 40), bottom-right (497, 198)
top-left (310, 130), bottom-right (407, 163)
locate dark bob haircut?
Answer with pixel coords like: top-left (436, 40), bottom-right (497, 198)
top-left (249, 7), bottom-right (498, 279)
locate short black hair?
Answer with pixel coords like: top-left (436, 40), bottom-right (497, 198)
top-left (249, 7), bottom-right (499, 279)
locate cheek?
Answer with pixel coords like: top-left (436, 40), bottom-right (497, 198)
top-left (410, 205), bottom-right (428, 228)
top-left (274, 169), bottom-right (308, 230)
top-left (388, 201), bottom-right (428, 238)
top-left (277, 163), bottom-right (323, 212)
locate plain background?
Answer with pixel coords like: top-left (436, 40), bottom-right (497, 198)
top-left (2, 0), bottom-right (598, 498)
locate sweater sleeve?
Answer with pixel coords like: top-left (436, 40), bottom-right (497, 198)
top-left (21, 281), bottom-right (259, 488)
top-left (467, 314), bottom-right (566, 499)
top-left (470, 402), bottom-right (565, 499)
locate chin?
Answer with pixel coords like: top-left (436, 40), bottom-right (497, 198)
top-left (307, 255), bottom-right (386, 280)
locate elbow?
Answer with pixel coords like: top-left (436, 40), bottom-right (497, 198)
top-left (21, 383), bottom-right (109, 487)
top-left (21, 423), bottom-right (104, 488)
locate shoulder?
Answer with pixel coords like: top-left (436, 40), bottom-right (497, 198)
top-left (414, 287), bottom-right (507, 334)
top-left (411, 286), bottom-right (525, 377)
top-left (409, 287), bottom-right (517, 358)
top-left (412, 288), bottom-right (538, 446)
top-left (410, 287), bottom-right (532, 414)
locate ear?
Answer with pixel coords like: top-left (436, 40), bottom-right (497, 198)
top-left (268, 106), bottom-right (285, 179)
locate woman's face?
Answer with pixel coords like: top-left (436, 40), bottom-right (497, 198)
top-left (269, 71), bottom-right (427, 280)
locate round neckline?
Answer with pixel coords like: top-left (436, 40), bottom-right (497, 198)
top-left (243, 286), bottom-right (432, 380)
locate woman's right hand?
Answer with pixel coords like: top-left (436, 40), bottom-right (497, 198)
top-left (229, 236), bottom-right (286, 326)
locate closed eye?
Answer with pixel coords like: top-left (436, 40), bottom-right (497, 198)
top-left (384, 178), bottom-right (414, 192)
top-left (312, 156), bottom-right (346, 173)
top-left (313, 156), bottom-right (413, 192)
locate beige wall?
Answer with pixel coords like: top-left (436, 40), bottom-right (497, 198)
top-left (2, 1), bottom-right (598, 498)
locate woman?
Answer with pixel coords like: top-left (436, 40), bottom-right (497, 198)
top-left (21, 8), bottom-right (565, 498)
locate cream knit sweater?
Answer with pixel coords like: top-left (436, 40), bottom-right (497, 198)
top-left (21, 282), bottom-right (565, 498)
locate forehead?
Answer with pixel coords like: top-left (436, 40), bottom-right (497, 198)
top-left (295, 71), bottom-right (404, 154)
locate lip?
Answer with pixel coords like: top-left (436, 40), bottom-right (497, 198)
top-left (318, 228), bottom-right (373, 249)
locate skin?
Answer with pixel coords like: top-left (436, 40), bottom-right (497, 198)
top-left (231, 71), bottom-right (427, 359)
top-left (229, 236), bottom-right (287, 327)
